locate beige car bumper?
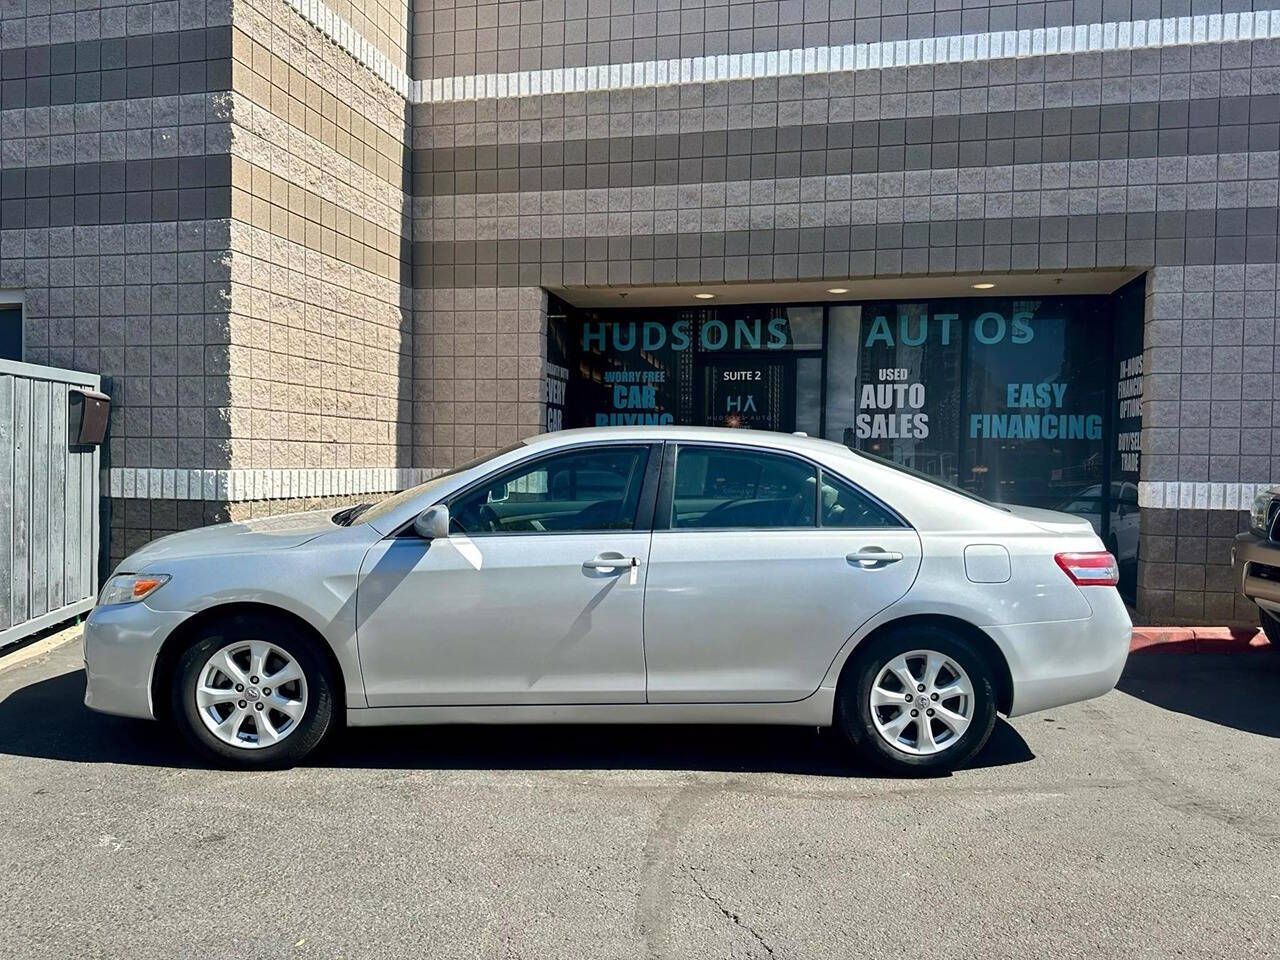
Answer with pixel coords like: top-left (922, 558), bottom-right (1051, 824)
top-left (1233, 532), bottom-right (1280, 614)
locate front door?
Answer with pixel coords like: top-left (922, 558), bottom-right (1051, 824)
top-left (356, 444), bottom-right (657, 707)
top-left (642, 443), bottom-right (923, 702)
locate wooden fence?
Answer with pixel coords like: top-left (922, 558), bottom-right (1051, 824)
top-left (0, 359), bottom-right (101, 649)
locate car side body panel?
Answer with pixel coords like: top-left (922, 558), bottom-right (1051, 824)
top-left (816, 529), bottom-right (1130, 716)
top-left (355, 531), bottom-right (652, 706)
top-left (643, 527), bottom-right (922, 702)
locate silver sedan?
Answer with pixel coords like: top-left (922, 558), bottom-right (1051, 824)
top-left (83, 427), bottom-right (1132, 775)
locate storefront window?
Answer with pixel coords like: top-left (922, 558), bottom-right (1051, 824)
top-left (843, 301), bottom-right (964, 487)
top-left (547, 284), bottom-right (1145, 600)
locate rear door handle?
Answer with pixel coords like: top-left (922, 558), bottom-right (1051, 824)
top-left (847, 549), bottom-right (904, 567)
top-left (583, 555), bottom-right (638, 571)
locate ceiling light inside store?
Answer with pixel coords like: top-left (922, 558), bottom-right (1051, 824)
top-left (694, 293), bottom-right (716, 299)
top-left (971, 282), bottom-right (996, 290)
top-left (827, 288), bottom-right (849, 294)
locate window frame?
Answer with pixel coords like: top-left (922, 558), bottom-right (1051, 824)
top-left (0, 293), bottom-right (23, 363)
top-left (654, 441), bottom-right (910, 533)
top-left (426, 440), bottom-right (663, 538)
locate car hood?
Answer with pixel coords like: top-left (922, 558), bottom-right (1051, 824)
top-left (1002, 504), bottom-right (1100, 536)
top-left (119, 509), bottom-right (339, 571)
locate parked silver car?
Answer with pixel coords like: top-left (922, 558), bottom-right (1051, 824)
top-left (84, 427), bottom-right (1132, 775)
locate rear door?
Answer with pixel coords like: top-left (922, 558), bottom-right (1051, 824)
top-left (642, 442), bottom-right (922, 702)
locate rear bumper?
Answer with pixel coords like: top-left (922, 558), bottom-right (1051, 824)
top-left (82, 602), bottom-right (192, 720)
top-left (990, 587), bottom-right (1132, 718)
top-left (1232, 532), bottom-right (1280, 615)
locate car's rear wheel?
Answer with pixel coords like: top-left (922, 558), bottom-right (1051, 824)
top-left (836, 625), bottom-right (998, 775)
top-left (1260, 607), bottom-right (1280, 648)
top-left (171, 612), bottom-right (337, 768)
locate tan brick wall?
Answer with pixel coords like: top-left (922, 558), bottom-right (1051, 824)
top-left (410, 285), bottom-right (547, 468)
top-left (319, 0), bottom-right (412, 75)
top-left (226, 0), bottom-right (415, 475)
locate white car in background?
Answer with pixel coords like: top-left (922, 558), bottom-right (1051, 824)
top-left (83, 427), bottom-right (1132, 776)
top-left (1054, 481), bottom-right (1140, 564)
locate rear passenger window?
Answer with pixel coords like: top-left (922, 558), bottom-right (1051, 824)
top-left (672, 446), bottom-right (817, 529)
top-left (818, 471), bottom-right (904, 528)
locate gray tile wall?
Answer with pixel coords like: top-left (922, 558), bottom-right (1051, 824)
top-left (409, 10), bottom-right (1280, 624)
top-left (409, 0), bottom-right (1280, 79)
top-left (410, 284), bottom-right (548, 467)
top-left (1137, 506), bottom-right (1256, 623)
top-left (1, 0), bottom-right (237, 484)
top-left (0, 14), bottom-right (237, 572)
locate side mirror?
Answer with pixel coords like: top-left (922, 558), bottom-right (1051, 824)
top-left (413, 504), bottom-right (451, 540)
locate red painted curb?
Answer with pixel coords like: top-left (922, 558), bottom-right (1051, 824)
top-left (1129, 626), bottom-right (1271, 654)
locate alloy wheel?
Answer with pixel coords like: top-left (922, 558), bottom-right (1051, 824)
top-left (868, 649), bottom-right (975, 756)
top-left (195, 641), bottom-right (308, 749)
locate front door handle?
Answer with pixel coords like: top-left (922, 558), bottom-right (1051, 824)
top-left (583, 555), bottom-right (639, 572)
top-left (847, 549), bottom-right (904, 567)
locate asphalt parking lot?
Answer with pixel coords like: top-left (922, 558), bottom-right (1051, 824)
top-left (1, 640), bottom-right (1278, 960)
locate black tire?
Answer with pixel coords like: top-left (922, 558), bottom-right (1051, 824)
top-left (835, 624), bottom-right (998, 775)
top-left (1260, 607), bottom-right (1280, 649)
top-left (170, 611), bottom-right (337, 769)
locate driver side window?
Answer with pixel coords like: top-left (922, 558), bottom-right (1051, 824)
top-left (448, 445), bottom-right (651, 535)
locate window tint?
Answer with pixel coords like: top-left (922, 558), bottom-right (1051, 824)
top-left (450, 445), bottom-right (650, 534)
top-left (672, 446), bottom-right (817, 528)
top-left (817, 471), bottom-right (904, 528)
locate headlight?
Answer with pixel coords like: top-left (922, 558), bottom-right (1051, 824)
top-left (98, 574), bottom-right (170, 606)
top-left (1251, 494), bottom-right (1275, 538)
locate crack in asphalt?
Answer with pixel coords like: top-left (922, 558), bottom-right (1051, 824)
top-left (688, 869), bottom-right (777, 957)
top-left (635, 781), bottom-right (725, 960)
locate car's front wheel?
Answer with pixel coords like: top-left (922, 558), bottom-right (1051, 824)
top-left (171, 612), bottom-right (337, 768)
top-left (1260, 606), bottom-right (1280, 649)
top-left (836, 625), bottom-right (998, 775)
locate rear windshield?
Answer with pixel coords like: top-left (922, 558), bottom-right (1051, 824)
top-left (849, 448), bottom-right (1008, 511)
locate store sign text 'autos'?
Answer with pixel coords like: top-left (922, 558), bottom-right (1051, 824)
top-left (864, 311), bottom-right (1038, 347)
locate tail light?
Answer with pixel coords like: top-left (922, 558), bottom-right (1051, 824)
top-left (1054, 552), bottom-right (1119, 586)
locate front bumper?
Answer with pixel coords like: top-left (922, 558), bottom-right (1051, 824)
top-left (1232, 532), bottom-right (1280, 615)
top-left (990, 586), bottom-right (1133, 718)
top-left (82, 601), bottom-right (193, 720)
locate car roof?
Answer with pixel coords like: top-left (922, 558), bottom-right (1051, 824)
top-left (521, 425), bottom-right (853, 458)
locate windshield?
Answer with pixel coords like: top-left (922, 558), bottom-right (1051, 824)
top-left (849, 448), bottom-right (1007, 511)
top-left (347, 442), bottom-right (527, 527)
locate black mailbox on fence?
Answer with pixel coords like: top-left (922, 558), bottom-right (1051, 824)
top-left (69, 387), bottom-right (111, 446)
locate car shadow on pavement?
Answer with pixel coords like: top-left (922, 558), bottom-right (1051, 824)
top-left (1117, 652), bottom-right (1280, 739)
top-left (0, 669), bottom-right (194, 767)
top-left (0, 667), bottom-right (1035, 777)
top-left (320, 713), bottom-right (1034, 777)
